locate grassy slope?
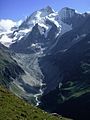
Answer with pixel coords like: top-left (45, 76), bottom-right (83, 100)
top-left (0, 86), bottom-right (71, 120)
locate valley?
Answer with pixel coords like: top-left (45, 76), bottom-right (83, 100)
top-left (10, 52), bottom-right (45, 106)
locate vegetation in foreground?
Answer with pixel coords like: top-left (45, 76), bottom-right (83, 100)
top-left (0, 86), bottom-right (71, 120)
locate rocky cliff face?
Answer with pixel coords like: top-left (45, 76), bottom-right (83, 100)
top-left (58, 7), bottom-right (76, 20)
top-left (0, 43), bottom-right (24, 87)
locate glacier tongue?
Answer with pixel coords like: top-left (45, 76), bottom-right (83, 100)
top-left (11, 51), bottom-right (46, 106)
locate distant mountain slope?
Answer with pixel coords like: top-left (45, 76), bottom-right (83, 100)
top-left (39, 33), bottom-right (90, 120)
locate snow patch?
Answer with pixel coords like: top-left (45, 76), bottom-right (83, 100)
top-left (38, 23), bottom-right (52, 37)
top-left (35, 11), bottom-right (42, 19)
top-left (38, 23), bottom-right (49, 30)
top-left (75, 10), bottom-right (82, 14)
top-left (46, 16), bottom-right (60, 28)
top-left (19, 29), bottom-right (31, 34)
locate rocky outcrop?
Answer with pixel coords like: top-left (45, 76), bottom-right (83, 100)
top-left (0, 45), bottom-right (24, 87)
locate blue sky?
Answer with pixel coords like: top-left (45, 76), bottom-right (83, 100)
top-left (0, 0), bottom-right (90, 21)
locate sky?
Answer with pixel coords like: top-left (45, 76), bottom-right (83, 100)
top-left (0, 0), bottom-right (90, 21)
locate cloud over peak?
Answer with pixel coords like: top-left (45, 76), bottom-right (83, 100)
top-left (0, 19), bottom-right (22, 32)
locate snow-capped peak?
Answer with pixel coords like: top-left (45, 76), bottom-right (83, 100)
top-left (40, 6), bottom-right (54, 16)
top-left (18, 6), bottom-right (55, 38)
top-left (0, 6), bottom-right (73, 47)
top-left (19, 6), bottom-right (54, 30)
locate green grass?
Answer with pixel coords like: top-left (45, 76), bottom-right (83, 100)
top-left (0, 86), bottom-right (71, 120)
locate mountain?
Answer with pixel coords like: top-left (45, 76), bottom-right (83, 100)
top-left (0, 6), bottom-right (72, 49)
top-left (0, 7), bottom-right (90, 49)
top-left (9, 7), bottom-right (90, 54)
top-left (0, 6), bottom-right (90, 120)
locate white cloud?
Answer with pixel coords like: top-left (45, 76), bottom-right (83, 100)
top-left (0, 19), bottom-right (16, 32)
top-left (0, 19), bottom-right (23, 32)
top-left (0, 34), bottom-right (12, 47)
